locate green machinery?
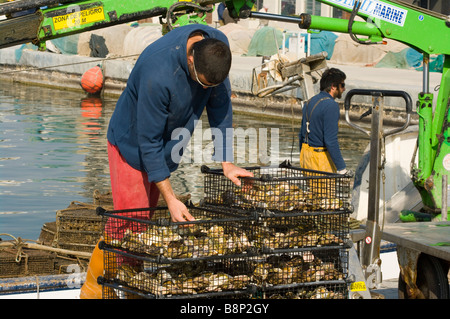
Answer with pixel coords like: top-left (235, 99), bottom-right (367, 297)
top-left (0, 0), bottom-right (448, 298)
top-left (251, 1), bottom-right (449, 220)
top-left (0, 0), bottom-right (254, 49)
top-left (0, 0), bottom-right (447, 219)
top-left (249, 0), bottom-right (449, 298)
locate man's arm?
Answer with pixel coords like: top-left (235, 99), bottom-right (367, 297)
top-left (156, 178), bottom-right (195, 222)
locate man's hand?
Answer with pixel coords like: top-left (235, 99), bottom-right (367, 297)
top-left (221, 162), bottom-right (254, 186)
top-left (166, 198), bottom-right (195, 223)
top-left (156, 178), bottom-right (195, 222)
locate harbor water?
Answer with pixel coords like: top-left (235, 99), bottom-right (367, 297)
top-left (0, 81), bottom-right (370, 240)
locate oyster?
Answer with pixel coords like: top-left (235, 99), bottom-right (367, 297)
top-left (229, 275), bottom-right (251, 289)
top-left (253, 262), bottom-right (271, 284)
top-left (116, 265), bottom-right (138, 283)
top-left (181, 275), bottom-right (210, 292)
top-left (206, 273), bottom-right (230, 292)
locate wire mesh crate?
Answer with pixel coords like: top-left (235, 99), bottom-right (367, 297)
top-left (97, 204), bottom-right (350, 299)
top-left (98, 244), bottom-right (348, 299)
top-left (249, 210), bottom-right (350, 251)
top-left (98, 250), bottom-right (257, 299)
top-left (258, 282), bottom-right (349, 299)
top-left (250, 248), bottom-right (349, 299)
top-left (0, 248), bottom-right (56, 278)
top-left (250, 247), bottom-right (349, 287)
top-left (98, 204), bottom-right (258, 260)
top-left (97, 202), bottom-right (259, 299)
top-left (55, 201), bottom-right (104, 252)
top-left (201, 161), bottom-right (353, 214)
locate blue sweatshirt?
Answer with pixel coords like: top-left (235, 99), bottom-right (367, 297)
top-left (298, 91), bottom-right (346, 171)
top-left (107, 24), bottom-right (233, 183)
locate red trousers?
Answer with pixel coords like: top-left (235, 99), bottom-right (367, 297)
top-left (106, 142), bottom-right (160, 240)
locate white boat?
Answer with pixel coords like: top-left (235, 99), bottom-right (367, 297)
top-left (0, 273), bottom-right (84, 299)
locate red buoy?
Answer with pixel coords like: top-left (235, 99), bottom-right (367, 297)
top-left (81, 65), bottom-right (104, 94)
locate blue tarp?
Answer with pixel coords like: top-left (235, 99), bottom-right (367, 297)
top-left (246, 27), bottom-right (338, 59)
top-left (303, 31), bottom-right (338, 60)
top-left (376, 47), bottom-right (444, 73)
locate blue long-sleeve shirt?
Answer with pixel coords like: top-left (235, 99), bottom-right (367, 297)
top-left (298, 91), bottom-right (346, 171)
top-left (107, 24), bottom-right (233, 183)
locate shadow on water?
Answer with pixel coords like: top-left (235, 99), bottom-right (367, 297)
top-left (0, 82), bottom-right (370, 239)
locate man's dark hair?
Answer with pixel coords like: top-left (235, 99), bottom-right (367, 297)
top-left (191, 38), bottom-right (231, 85)
top-left (320, 68), bottom-right (346, 92)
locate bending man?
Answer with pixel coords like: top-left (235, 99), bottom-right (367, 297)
top-left (80, 24), bottom-right (253, 299)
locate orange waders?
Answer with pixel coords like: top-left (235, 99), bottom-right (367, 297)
top-left (80, 142), bottom-right (160, 299)
top-left (299, 96), bottom-right (337, 173)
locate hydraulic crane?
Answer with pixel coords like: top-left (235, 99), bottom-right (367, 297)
top-left (249, 0), bottom-right (449, 299)
top-left (0, 0), bottom-right (448, 299)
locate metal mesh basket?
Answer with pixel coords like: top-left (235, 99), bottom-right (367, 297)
top-left (98, 244), bottom-right (348, 299)
top-left (99, 205), bottom-right (257, 260)
top-left (0, 248), bottom-right (56, 278)
top-left (201, 161), bottom-right (352, 213)
top-left (258, 282), bottom-right (349, 299)
top-left (55, 201), bottom-right (104, 252)
top-left (97, 204), bottom-right (350, 299)
top-left (99, 252), bottom-right (257, 299)
top-left (250, 211), bottom-right (350, 252)
top-left (251, 248), bottom-right (349, 287)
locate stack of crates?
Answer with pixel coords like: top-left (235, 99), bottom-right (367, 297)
top-left (97, 205), bottom-right (259, 299)
top-left (201, 161), bottom-right (352, 299)
top-left (97, 161), bottom-right (352, 299)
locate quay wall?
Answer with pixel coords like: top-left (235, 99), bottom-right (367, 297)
top-left (0, 46), bottom-right (441, 126)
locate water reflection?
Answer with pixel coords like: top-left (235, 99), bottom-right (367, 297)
top-left (0, 81), bottom-right (369, 239)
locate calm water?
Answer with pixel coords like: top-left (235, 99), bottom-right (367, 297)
top-left (0, 81), bottom-right (369, 240)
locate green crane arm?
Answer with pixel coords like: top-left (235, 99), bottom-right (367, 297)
top-left (318, 0), bottom-right (449, 55)
top-left (313, 0), bottom-right (450, 216)
top-left (251, 0), bottom-right (449, 216)
top-left (0, 0), bottom-right (255, 49)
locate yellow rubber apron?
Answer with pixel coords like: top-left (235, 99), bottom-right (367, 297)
top-left (299, 97), bottom-right (337, 173)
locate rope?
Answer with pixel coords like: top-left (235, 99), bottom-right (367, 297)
top-left (0, 232), bottom-right (92, 258)
top-left (0, 53), bottom-right (140, 75)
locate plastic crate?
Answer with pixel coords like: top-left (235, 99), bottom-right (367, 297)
top-left (201, 161), bottom-right (352, 213)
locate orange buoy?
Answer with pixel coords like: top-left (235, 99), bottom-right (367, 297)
top-left (81, 65), bottom-right (104, 94)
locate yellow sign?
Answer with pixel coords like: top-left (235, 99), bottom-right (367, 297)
top-left (350, 281), bottom-right (367, 292)
top-left (53, 6), bottom-right (105, 31)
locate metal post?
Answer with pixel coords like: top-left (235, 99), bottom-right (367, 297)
top-left (442, 175), bottom-right (448, 221)
top-left (362, 93), bottom-right (383, 288)
top-left (423, 53), bottom-right (430, 94)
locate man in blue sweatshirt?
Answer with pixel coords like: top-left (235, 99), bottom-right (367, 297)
top-left (298, 68), bottom-right (347, 174)
top-left (106, 24), bottom-right (253, 225)
top-left (81, 24), bottom-right (253, 299)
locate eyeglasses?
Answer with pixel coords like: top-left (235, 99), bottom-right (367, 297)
top-left (340, 82), bottom-right (345, 88)
top-left (192, 50), bottom-right (220, 88)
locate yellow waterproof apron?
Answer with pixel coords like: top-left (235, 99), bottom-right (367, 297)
top-left (300, 97), bottom-right (337, 173)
